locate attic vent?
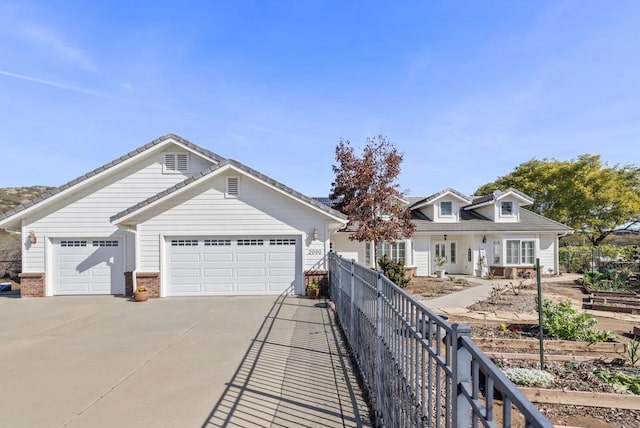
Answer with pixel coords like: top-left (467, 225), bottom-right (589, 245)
top-left (226, 177), bottom-right (239, 197)
top-left (164, 153), bottom-right (189, 173)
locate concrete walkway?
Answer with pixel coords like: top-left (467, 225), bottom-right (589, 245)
top-left (0, 294), bottom-right (370, 428)
top-left (418, 273), bottom-right (583, 314)
top-left (204, 296), bottom-right (371, 427)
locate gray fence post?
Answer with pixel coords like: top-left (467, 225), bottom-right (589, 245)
top-left (452, 323), bottom-right (472, 427)
top-left (375, 271), bottom-right (384, 426)
top-left (349, 259), bottom-right (355, 343)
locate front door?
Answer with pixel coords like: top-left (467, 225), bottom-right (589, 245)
top-left (434, 241), bottom-right (458, 274)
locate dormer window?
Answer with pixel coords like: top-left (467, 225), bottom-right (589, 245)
top-left (164, 153), bottom-right (189, 173)
top-left (500, 201), bottom-right (513, 216)
top-left (440, 201), bottom-right (453, 216)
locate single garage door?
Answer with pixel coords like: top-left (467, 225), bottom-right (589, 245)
top-left (168, 237), bottom-right (297, 296)
top-left (55, 239), bottom-right (125, 295)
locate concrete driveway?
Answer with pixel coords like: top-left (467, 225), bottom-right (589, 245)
top-left (0, 294), bottom-right (370, 427)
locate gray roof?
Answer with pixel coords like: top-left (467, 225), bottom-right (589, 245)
top-left (0, 134), bottom-right (224, 222)
top-left (468, 188), bottom-right (533, 209)
top-left (409, 188), bottom-right (471, 209)
top-left (411, 208), bottom-right (572, 233)
top-left (111, 159), bottom-right (347, 223)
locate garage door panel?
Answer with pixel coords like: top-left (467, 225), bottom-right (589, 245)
top-left (170, 253), bottom-right (201, 263)
top-left (269, 253), bottom-right (295, 262)
top-left (202, 253), bottom-right (233, 263)
top-left (168, 236), bottom-right (297, 296)
top-left (203, 268), bottom-right (233, 278)
top-left (236, 253), bottom-right (266, 262)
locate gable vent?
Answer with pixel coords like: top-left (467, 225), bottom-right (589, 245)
top-left (164, 153), bottom-right (189, 173)
top-left (226, 177), bottom-right (239, 196)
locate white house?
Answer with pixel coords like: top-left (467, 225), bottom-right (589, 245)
top-left (0, 134), bottom-right (347, 297)
top-left (330, 188), bottom-right (573, 278)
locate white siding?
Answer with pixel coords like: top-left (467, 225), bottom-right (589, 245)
top-left (413, 235), bottom-right (431, 276)
top-left (331, 234), bottom-right (364, 264)
top-left (136, 172), bottom-right (332, 287)
top-left (475, 205), bottom-right (495, 221)
top-left (21, 145), bottom-right (216, 273)
top-left (539, 234), bottom-right (557, 274)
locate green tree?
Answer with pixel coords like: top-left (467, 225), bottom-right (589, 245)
top-left (476, 155), bottom-right (640, 246)
top-left (330, 135), bottom-right (415, 267)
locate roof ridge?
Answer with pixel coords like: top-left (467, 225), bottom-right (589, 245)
top-left (0, 134), bottom-right (224, 222)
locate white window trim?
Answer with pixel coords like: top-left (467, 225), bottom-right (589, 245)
top-left (163, 152), bottom-right (190, 174)
top-left (505, 239), bottom-right (536, 265)
top-left (440, 200), bottom-right (454, 217)
top-left (500, 201), bottom-right (514, 217)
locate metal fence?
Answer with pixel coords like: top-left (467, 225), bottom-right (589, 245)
top-left (328, 252), bottom-right (552, 428)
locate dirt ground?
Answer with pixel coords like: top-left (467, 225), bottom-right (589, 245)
top-left (404, 275), bottom-right (477, 298)
top-left (447, 277), bottom-right (640, 427)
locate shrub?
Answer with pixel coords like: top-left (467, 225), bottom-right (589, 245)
top-left (537, 298), bottom-right (616, 342)
top-left (379, 255), bottom-right (410, 288)
top-left (503, 368), bottom-right (554, 387)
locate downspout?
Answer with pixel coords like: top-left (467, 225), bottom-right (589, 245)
top-left (131, 226), bottom-right (139, 292)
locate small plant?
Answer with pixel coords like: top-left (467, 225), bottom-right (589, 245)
top-left (135, 286), bottom-right (148, 293)
top-left (498, 323), bottom-right (508, 334)
top-left (564, 361), bottom-right (578, 370)
top-left (628, 336), bottom-right (640, 366)
top-left (503, 368), bottom-right (554, 387)
top-left (595, 369), bottom-right (640, 395)
top-left (509, 325), bottom-right (523, 339)
top-left (307, 282), bottom-right (319, 291)
top-left (379, 255), bottom-right (410, 288)
top-left (434, 255), bottom-right (447, 269)
top-left (537, 298), bottom-right (616, 342)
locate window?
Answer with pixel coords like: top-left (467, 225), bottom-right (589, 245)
top-left (367, 241), bottom-right (406, 265)
top-left (492, 240), bottom-right (502, 264)
top-left (237, 239), bottom-right (263, 246)
top-left (226, 177), bottom-right (239, 197)
top-left (521, 241), bottom-right (535, 264)
top-left (435, 243), bottom-right (446, 259)
top-left (440, 201), bottom-right (453, 216)
top-left (506, 240), bottom-right (535, 264)
top-left (501, 201), bottom-right (513, 216)
top-left (60, 240), bottom-right (87, 247)
top-left (450, 242), bottom-right (457, 263)
top-left (164, 153), bottom-right (189, 173)
top-left (204, 239), bottom-right (231, 246)
top-left (92, 240), bottom-right (119, 247)
top-left (269, 239), bottom-right (296, 246)
top-left (171, 239), bottom-right (198, 246)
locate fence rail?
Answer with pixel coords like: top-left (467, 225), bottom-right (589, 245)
top-left (328, 252), bottom-right (552, 427)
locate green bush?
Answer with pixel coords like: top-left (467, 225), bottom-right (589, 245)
top-left (583, 270), bottom-right (631, 291)
top-left (537, 298), bottom-right (616, 342)
top-left (379, 255), bottom-right (410, 288)
top-left (595, 369), bottom-right (640, 395)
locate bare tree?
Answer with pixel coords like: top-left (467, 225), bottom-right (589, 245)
top-left (330, 135), bottom-right (415, 268)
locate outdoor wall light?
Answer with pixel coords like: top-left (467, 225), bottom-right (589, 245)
top-left (482, 235), bottom-right (487, 244)
top-left (312, 228), bottom-right (318, 241)
top-left (28, 230), bottom-right (37, 245)
top-left (444, 234), bottom-right (447, 241)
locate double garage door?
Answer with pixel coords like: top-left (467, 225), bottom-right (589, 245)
top-left (55, 238), bottom-right (125, 295)
top-left (167, 236), bottom-right (298, 296)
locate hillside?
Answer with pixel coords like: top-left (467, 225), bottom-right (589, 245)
top-left (0, 186), bottom-right (54, 215)
top-left (0, 186), bottom-right (54, 280)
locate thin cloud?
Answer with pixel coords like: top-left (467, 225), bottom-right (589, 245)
top-left (19, 23), bottom-right (98, 73)
top-left (0, 70), bottom-right (110, 98)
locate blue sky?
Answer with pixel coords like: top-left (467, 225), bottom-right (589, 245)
top-left (1, 1), bottom-right (638, 197)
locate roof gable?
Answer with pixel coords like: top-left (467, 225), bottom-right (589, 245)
top-left (111, 159), bottom-right (347, 225)
top-left (466, 188), bottom-right (533, 210)
top-left (0, 134), bottom-right (223, 228)
top-left (410, 188), bottom-right (472, 210)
